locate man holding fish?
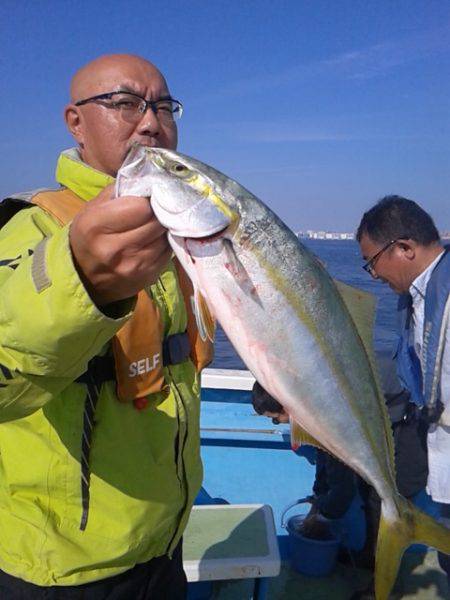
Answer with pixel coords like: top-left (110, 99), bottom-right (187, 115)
top-left (1, 51), bottom-right (449, 600)
top-left (0, 54), bottom-right (210, 598)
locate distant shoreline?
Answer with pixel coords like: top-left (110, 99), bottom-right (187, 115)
top-left (298, 233), bottom-right (450, 241)
top-left (298, 233), bottom-right (355, 241)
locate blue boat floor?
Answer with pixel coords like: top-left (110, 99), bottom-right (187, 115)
top-left (211, 550), bottom-right (448, 599)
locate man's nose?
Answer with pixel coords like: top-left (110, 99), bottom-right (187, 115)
top-left (136, 106), bottom-right (160, 136)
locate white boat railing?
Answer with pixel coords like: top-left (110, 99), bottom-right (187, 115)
top-left (201, 368), bottom-right (255, 391)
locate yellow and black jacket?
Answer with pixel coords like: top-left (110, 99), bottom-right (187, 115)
top-left (0, 148), bottom-right (209, 586)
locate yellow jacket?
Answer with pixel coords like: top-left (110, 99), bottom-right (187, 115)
top-left (0, 149), bottom-right (203, 585)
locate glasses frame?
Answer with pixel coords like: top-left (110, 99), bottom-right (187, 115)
top-left (74, 90), bottom-right (183, 120)
top-left (362, 238), bottom-right (401, 275)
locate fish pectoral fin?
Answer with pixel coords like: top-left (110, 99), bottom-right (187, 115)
top-left (191, 289), bottom-right (215, 342)
top-left (223, 240), bottom-right (262, 305)
top-left (290, 419), bottom-right (327, 452)
top-left (375, 496), bottom-right (450, 600)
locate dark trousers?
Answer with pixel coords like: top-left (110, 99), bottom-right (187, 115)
top-left (0, 541), bottom-right (187, 600)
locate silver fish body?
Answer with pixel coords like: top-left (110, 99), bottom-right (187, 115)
top-left (116, 144), bottom-right (450, 600)
top-left (117, 144), bottom-right (395, 506)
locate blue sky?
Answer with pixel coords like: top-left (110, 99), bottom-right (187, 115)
top-left (1, 1), bottom-right (449, 232)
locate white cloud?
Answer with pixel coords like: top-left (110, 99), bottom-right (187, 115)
top-left (202, 25), bottom-right (450, 100)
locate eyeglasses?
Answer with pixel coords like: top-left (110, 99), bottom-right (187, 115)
top-left (362, 239), bottom-right (400, 275)
top-left (74, 90), bottom-right (183, 123)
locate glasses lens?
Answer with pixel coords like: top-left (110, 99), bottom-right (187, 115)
top-left (172, 101), bottom-right (183, 120)
top-left (109, 93), bottom-right (144, 120)
top-left (154, 99), bottom-right (183, 122)
top-left (363, 239), bottom-right (397, 275)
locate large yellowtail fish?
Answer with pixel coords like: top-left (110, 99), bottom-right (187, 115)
top-left (116, 144), bottom-right (450, 600)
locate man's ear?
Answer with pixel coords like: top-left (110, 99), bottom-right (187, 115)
top-left (397, 239), bottom-right (417, 261)
top-left (64, 104), bottom-right (84, 146)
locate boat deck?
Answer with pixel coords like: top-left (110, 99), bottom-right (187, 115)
top-left (213, 551), bottom-right (447, 599)
top-left (198, 370), bottom-right (448, 599)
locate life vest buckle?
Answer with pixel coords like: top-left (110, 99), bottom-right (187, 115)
top-left (162, 331), bottom-right (191, 367)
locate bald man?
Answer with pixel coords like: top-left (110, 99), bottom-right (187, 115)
top-left (0, 54), bottom-right (207, 598)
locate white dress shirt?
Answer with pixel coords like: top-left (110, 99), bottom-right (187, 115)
top-left (410, 251), bottom-right (450, 503)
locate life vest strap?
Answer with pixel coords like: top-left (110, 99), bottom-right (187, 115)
top-left (77, 331), bottom-right (192, 387)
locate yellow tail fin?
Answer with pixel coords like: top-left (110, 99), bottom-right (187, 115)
top-left (375, 496), bottom-right (450, 600)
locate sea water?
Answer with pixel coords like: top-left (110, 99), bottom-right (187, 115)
top-left (210, 239), bottom-right (398, 369)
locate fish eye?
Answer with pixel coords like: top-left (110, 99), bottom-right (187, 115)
top-left (170, 161), bottom-right (190, 178)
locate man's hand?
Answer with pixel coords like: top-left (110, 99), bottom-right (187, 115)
top-left (299, 512), bottom-right (333, 541)
top-left (69, 185), bottom-right (172, 306)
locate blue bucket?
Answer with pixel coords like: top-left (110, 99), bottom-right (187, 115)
top-left (286, 514), bottom-right (340, 577)
top-left (187, 581), bottom-right (213, 600)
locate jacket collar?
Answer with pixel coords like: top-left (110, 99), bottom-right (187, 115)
top-left (55, 148), bottom-right (115, 201)
top-left (409, 250), bottom-right (445, 304)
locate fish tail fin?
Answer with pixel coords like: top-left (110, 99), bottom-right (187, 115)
top-left (375, 496), bottom-right (450, 600)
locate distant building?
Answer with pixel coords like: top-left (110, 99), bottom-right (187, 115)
top-left (298, 230), bottom-right (355, 240)
top-left (297, 229), bottom-right (448, 241)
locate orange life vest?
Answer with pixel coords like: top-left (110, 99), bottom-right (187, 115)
top-left (31, 187), bottom-right (214, 402)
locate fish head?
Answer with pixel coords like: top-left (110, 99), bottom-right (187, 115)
top-left (116, 144), bottom-right (239, 240)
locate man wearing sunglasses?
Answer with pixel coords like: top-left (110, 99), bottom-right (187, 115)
top-left (0, 54), bottom-right (208, 598)
top-left (357, 195), bottom-right (450, 588)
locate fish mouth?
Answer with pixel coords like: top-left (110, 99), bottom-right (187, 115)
top-left (185, 225), bottom-right (229, 243)
top-left (130, 140), bottom-right (161, 150)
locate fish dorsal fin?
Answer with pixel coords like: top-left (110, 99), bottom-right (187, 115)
top-left (334, 279), bottom-right (396, 471)
top-left (290, 419), bottom-right (327, 453)
top-left (333, 280), bottom-right (381, 389)
top-left (191, 289), bottom-right (215, 342)
top-left (334, 280), bottom-right (376, 346)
